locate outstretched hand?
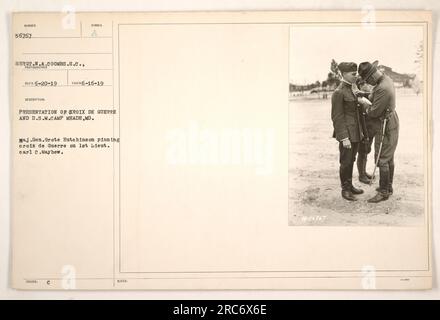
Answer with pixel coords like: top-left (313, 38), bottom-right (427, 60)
top-left (357, 96), bottom-right (372, 107)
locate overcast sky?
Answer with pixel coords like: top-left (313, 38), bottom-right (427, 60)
top-left (289, 25), bottom-right (424, 84)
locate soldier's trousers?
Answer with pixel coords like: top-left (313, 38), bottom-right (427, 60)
top-left (339, 141), bottom-right (359, 191)
top-left (374, 112), bottom-right (399, 193)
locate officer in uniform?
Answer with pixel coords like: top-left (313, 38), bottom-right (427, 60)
top-left (331, 62), bottom-right (364, 201)
top-left (357, 61), bottom-right (399, 203)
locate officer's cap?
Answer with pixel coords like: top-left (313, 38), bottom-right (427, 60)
top-left (338, 62), bottom-right (357, 73)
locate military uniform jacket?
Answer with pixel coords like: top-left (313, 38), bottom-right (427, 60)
top-left (331, 81), bottom-right (363, 142)
top-left (366, 74), bottom-right (398, 134)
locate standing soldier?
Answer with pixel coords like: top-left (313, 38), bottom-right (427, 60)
top-left (331, 62), bottom-right (364, 201)
top-left (358, 61), bottom-right (399, 203)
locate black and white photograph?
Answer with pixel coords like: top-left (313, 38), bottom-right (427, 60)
top-left (288, 25), bottom-right (427, 226)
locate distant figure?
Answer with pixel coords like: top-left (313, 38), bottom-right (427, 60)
top-left (331, 62), bottom-right (364, 201)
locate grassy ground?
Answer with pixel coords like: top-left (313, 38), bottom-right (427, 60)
top-left (288, 93), bottom-right (425, 226)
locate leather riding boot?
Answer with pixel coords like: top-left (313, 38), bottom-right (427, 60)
top-left (368, 167), bottom-right (390, 203)
top-left (340, 165), bottom-right (351, 190)
top-left (363, 154), bottom-right (373, 179)
top-left (348, 162), bottom-right (355, 187)
top-left (351, 185), bottom-right (364, 195)
top-left (376, 164), bottom-right (394, 195)
top-left (342, 190), bottom-right (357, 201)
top-left (340, 164), bottom-right (357, 201)
top-left (348, 163), bottom-right (363, 195)
top-left (357, 153), bottom-right (371, 184)
top-left (389, 163), bottom-right (394, 195)
top-left (339, 166), bottom-right (346, 190)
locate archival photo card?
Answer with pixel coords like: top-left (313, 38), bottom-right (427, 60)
top-left (11, 11), bottom-right (432, 290)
